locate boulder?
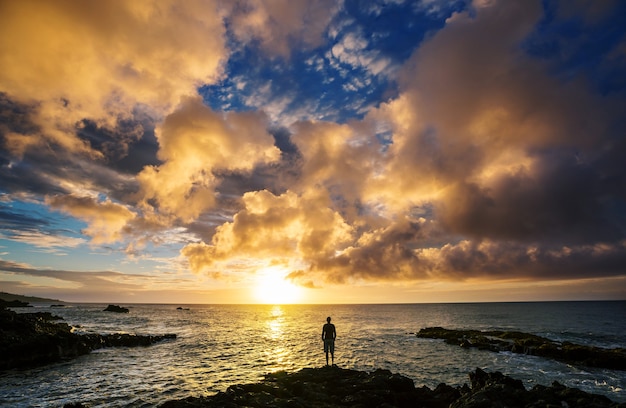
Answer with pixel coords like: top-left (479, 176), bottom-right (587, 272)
top-left (103, 304), bottom-right (129, 313)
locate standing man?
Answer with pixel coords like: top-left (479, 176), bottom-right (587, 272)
top-left (322, 316), bottom-right (336, 366)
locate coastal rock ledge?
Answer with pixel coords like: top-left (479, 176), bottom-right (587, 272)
top-left (416, 327), bottom-right (626, 371)
top-left (158, 366), bottom-right (625, 408)
top-left (0, 305), bottom-right (175, 370)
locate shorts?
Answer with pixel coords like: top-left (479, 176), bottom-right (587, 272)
top-left (324, 339), bottom-right (335, 354)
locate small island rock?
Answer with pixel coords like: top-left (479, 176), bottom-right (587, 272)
top-left (103, 304), bottom-right (129, 313)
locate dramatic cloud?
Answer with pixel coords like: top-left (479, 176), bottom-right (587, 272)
top-left (354, 0), bottom-right (626, 281)
top-left (0, 0), bottom-right (227, 159)
top-left (137, 96), bottom-right (281, 222)
top-left (182, 188), bottom-right (354, 276)
top-left (184, 0), bottom-right (626, 287)
top-left (290, 120), bottom-right (382, 209)
top-left (300, 217), bottom-right (431, 284)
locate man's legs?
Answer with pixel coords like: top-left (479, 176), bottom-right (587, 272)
top-left (324, 340), bottom-right (329, 365)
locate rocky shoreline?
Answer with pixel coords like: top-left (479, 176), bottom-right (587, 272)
top-left (0, 303), bottom-right (176, 370)
top-left (154, 365), bottom-right (624, 408)
top-left (416, 327), bottom-right (626, 371)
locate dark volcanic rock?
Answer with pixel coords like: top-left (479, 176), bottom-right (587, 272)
top-left (98, 332), bottom-right (177, 348)
top-left (160, 366), bottom-right (459, 408)
top-left (451, 368), bottom-right (624, 408)
top-left (103, 304), bottom-right (129, 313)
top-left (417, 327), bottom-right (626, 371)
top-left (158, 366), bottom-right (625, 408)
top-left (0, 306), bottom-right (79, 369)
top-left (0, 305), bottom-right (175, 370)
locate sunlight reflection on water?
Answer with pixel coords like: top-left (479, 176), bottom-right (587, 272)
top-left (0, 302), bottom-right (624, 407)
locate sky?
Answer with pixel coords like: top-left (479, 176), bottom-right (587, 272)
top-left (1, 0), bottom-right (625, 304)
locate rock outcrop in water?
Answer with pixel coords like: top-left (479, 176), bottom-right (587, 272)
top-left (416, 327), bottom-right (626, 371)
top-left (0, 305), bottom-right (175, 370)
top-left (103, 304), bottom-right (129, 313)
top-left (157, 366), bottom-right (625, 408)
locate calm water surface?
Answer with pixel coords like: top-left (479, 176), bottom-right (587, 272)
top-left (1, 301), bottom-right (625, 407)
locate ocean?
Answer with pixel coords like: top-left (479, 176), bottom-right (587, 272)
top-left (1, 301), bottom-right (625, 407)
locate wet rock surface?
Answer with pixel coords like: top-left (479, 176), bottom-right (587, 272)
top-left (0, 305), bottom-right (175, 370)
top-left (417, 327), bottom-right (626, 371)
top-left (158, 366), bottom-right (625, 408)
top-left (450, 367), bottom-right (624, 408)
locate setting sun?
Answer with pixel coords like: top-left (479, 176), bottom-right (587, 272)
top-left (254, 267), bottom-right (303, 304)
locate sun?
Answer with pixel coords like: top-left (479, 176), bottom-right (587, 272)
top-left (254, 266), bottom-right (303, 304)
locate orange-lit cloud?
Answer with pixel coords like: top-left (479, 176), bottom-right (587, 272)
top-left (182, 188), bottom-right (354, 275)
top-left (290, 120), bottom-right (382, 212)
top-left (137, 96), bottom-right (281, 222)
top-left (0, 0), bottom-right (226, 158)
top-left (46, 194), bottom-right (136, 244)
top-left (226, 0), bottom-right (337, 57)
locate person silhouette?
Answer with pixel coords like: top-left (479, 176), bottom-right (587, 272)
top-left (322, 316), bottom-right (336, 366)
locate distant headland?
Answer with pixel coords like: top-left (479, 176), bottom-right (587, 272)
top-left (0, 291), bottom-right (64, 304)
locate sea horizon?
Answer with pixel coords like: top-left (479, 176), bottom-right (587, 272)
top-left (19, 298), bottom-right (626, 306)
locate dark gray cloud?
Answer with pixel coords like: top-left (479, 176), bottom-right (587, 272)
top-left (77, 115), bottom-right (161, 175)
top-left (305, 218), bottom-right (429, 283)
top-left (437, 148), bottom-right (626, 245)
